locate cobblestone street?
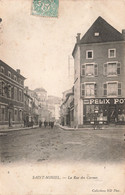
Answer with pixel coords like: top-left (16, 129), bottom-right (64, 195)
top-left (0, 126), bottom-right (125, 164)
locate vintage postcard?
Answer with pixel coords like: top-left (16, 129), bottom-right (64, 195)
top-left (0, 0), bottom-right (125, 194)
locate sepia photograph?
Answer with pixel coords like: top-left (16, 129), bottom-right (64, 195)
top-left (0, 0), bottom-right (125, 194)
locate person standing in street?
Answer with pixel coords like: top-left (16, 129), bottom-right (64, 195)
top-left (44, 120), bottom-right (47, 128)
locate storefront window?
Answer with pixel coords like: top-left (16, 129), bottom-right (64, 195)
top-left (117, 105), bottom-right (125, 123)
top-left (84, 104), bottom-right (108, 124)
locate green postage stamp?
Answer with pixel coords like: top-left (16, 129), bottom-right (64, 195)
top-left (32, 0), bottom-right (59, 17)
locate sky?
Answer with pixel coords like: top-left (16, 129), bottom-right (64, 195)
top-left (0, 0), bottom-right (125, 97)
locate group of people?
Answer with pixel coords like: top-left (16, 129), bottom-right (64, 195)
top-left (39, 120), bottom-right (54, 129)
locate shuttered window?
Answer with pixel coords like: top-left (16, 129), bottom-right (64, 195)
top-left (81, 64), bottom-right (98, 77)
top-left (103, 82), bottom-right (121, 96)
top-left (103, 62), bottom-right (121, 76)
top-left (81, 83), bottom-right (97, 97)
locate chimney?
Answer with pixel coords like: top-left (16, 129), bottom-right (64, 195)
top-left (122, 29), bottom-right (125, 40)
top-left (76, 33), bottom-right (81, 43)
top-left (16, 69), bottom-right (20, 74)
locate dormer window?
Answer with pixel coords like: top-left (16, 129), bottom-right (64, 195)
top-left (94, 32), bottom-right (99, 36)
top-left (86, 50), bottom-right (93, 59)
top-left (8, 71), bottom-right (11, 78)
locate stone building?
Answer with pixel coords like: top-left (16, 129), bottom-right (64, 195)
top-left (24, 87), bottom-right (40, 126)
top-left (47, 95), bottom-right (62, 122)
top-left (0, 60), bottom-right (25, 129)
top-left (60, 88), bottom-right (74, 126)
top-left (72, 16), bottom-right (125, 127)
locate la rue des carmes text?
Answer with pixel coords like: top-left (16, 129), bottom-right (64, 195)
top-left (32, 176), bottom-right (98, 179)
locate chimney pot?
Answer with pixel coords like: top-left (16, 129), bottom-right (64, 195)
top-left (76, 33), bottom-right (81, 43)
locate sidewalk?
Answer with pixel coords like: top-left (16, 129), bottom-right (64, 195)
top-left (0, 125), bottom-right (39, 133)
top-left (58, 124), bottom-right (125, 131)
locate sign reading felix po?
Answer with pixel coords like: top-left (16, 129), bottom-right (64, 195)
top-left (83, 98), bottom-right (125, 105)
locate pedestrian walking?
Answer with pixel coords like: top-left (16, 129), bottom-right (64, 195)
top-left (44, 120), bottom-right (47, 128)
top-left (39, 120), bottom-right (42, 128)
top-left (51, 121), bottom-right (54, 129)
top-left (31, 118), bottom-right (34, 128)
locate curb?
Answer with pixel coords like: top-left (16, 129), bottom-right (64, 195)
top-left (0, 126), bottom-right (39, 133)
top-left (58, 125), bottom-right (125, 131)
top-left (59, 125), bottom-right (75, 131)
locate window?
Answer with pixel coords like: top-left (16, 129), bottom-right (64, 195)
top-left (1, 81), bottom-right (5, 96)
top-left (108, 82), bottom-right (117, 96)
top-left (86, 50), bottom-right (93, 59)
top-left (103, 62), bottom-right (120, 76)
top-left (19, 110), bottom-right (22, 121)
top-left (8, 85), bottom-right (11, 98)
top-left (14, 75), bottom-right (17, 81)
top-left (81, 63), bottom-right (98, 77)
top-left (11, 87), bottom-right (14, 99)
top-left (8, 71), bottom-right (11, 78)
top-left (94, 32), bottom-right (99, 36)
top-left (103, 82), bottom-right (121, 97)
top-left (0, 106), bottom-right (5, 121)
top-left (14, 109), bottom-right (18, 121)
top-left (19, 78), bottom-right (22, 85)
top-left (1, 83), bottom-right (11, 98)
top-left (81, 83), bottom-right (97, 97)
top-left (14, 87), bottom-right (17, 100)
top-left (1, 66), bottom-right (4, 73)
top-left (108, 49), bottom-right (116, 58)
top-left (86, 64), bottom-right (94, 76)
top-left (19, 90), bottom-right (22, 102)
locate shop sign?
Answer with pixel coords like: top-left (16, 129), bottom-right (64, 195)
top-left (84, 98), bottom-right (125, 105)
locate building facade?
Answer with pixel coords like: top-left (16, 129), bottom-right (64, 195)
top-left (0, 60), bottom-right (25, 129)
top-left (23, 87), bottom-right (40, 127)
top-left (60, 88), bottom-right (74, 126)
top-left (47, 95), bottom-right (62, 122)
top-left (72, 17), bottom-right (125, 127)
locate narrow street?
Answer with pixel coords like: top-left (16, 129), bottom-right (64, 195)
top-left (0, 126), bottom-right (125, 164)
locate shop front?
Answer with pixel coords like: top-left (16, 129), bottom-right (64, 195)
top-left (83, 98), bottom-right (125, 125)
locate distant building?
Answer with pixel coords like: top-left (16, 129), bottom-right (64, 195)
top-left (60, 88), bottom-right (74, 126)
top-left (47, 95), bottom-right (62, 121)
top-left (34, 87), bottom-right (49, 122)
top-left (0, 60), bottom-right (25, 129)
top-left (24, 87), bottom-right (40, 126)
top-left (34, 88), bottom-right (47, 107)
top-left (72, 16), bottom-right (125, 127)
